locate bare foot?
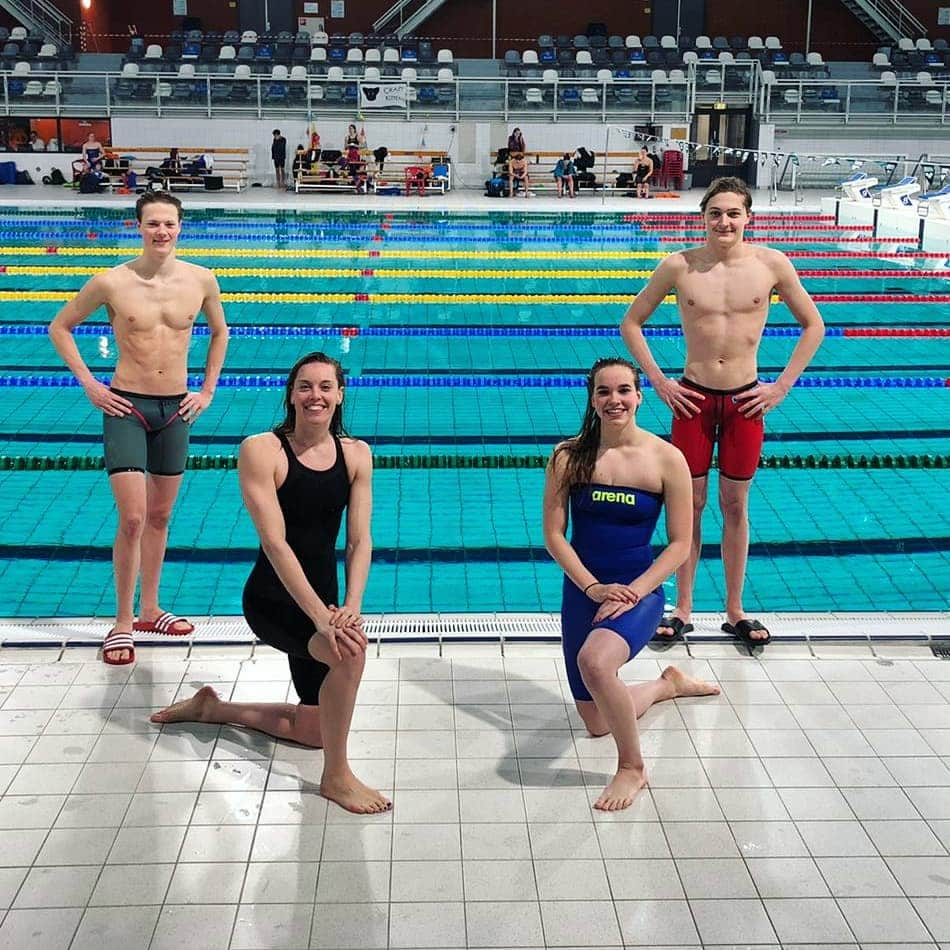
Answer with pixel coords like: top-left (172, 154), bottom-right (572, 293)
top-left (661, 666), bottom-right (721, 698)
top-left (321, 772), bottom-right (392, 814)
top-left (150, 685), bottom-right (220, 724)
top-left (594, 767), bottom-right (648, 811)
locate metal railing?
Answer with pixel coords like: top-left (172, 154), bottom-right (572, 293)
top-left (0, 0), bottom-right (72, 46)
top-left (2, 65), bottom-right (949, 127)
top-left (0, 70), bottom-right (698, 123)
top-left (372, 0), bottom-right (448, 38)
top-left (760, 76), bottom-right (950, 125)
top-left (846, 0), bottom-right (927, 42)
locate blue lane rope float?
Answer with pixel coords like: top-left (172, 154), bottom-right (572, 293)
top-left (0, 374), bottom-right (946, 389)
top-left (0, 323), bottom-right (903, 339)
top-left (0, 325), bottom-right (844, 338)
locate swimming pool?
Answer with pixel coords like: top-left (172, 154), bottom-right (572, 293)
top-left (0, 207), bottom-right (946, 619)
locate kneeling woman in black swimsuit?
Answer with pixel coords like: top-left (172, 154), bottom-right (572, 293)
top-left (151, 352), bottom-right (390, 815)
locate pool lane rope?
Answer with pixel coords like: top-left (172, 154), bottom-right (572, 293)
top-left (1, 291), bottom-right (948, 305)
top-left (2, 373), bottom-right (947, 388)
top-left (3, 265), bottom-right (949, 280)
top-left (0, 246), bottom-right (946, 260)
top-left (6, 324), bottom-right (947, 339)
top-left (2, 453), bottom-right (946, 471)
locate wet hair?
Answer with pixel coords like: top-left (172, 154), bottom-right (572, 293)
top-left (272, 128), bottom-right (281, 135)
top-left (700, 176), bottom-right (753, 213)
top-left (135, 191), bottom-right (183, 222)
top-left (551, 357), bottom-right (641, 490)
top-left (275, 351), bottom-right (349, 437)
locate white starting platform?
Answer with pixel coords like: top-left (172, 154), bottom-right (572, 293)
top-left (875, 174), bottom-right (921, 209)
top-left (838, 171), bottom-right (878, 201)
top-left (918, 183), bottom-right (950, 219)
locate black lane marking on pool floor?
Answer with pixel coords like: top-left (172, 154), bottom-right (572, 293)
top-left (4, 429), bottom-right (950, 447)
top-left (3, 537), bottom-right (948, 563)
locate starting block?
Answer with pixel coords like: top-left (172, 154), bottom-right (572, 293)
top-left (917, 183), bottom-right (950, 219)
top-left (876, 175), bottom-right (921, 209)
top-left (839, 171), bottom-right (878, 201)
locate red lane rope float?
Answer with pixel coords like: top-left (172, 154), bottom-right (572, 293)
top-left (843, 327), bottom-right (950, 336)
top-left (745, 237), bottom-right (918, 243)
top-left (807, 294), bottom-right (950, 303)
top-left (787, 251), bottom-right (949, 258)
top-left (621, 213), bottom-right (834, 222)
top-left (796, 269), bottom-right (950, 278)
top-left (640, 224), bottom-right (872, 232)
top-left (671, 237), bottom-right (917, 244)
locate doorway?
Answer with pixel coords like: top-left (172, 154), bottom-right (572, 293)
top-left (689, 106), bottom-right (754, 188)
top-left (652, 0), bottom-right (704, 43)
top-left (240, 0), bottom-right (297, 35)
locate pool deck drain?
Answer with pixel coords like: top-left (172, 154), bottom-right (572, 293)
top-left (1, 612), bottom-right (946, 658)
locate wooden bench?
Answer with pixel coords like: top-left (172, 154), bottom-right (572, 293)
top-left (294, 148), bottom-right (451, 195)
top-left (104, 146), bottom-right (250, 192)
top-left (370, 150), bottom-right (450, 195)
top-left (488, 149), bottom-right (648, 195)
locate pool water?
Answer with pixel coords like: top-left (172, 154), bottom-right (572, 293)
top-left (0, 208), bottom-right (946, 618)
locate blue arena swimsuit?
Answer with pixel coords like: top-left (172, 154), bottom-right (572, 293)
top-left (561, 483), bottom-right (665, 701)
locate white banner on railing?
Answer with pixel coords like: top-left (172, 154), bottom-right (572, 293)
top-left (359, 83), bottom-right (408, 108)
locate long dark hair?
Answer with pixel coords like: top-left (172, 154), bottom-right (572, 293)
top-left (275, 351), bottom-right (349, 437)
top-left (552, 357), bottom-right (641, 489)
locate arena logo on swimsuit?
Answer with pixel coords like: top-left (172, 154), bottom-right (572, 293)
top-left (591, 490), bottom-right (636, 505)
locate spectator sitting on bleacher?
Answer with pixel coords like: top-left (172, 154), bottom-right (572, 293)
top-left (345, 144), bottom-right (368, 193)
top-left (30, 131), bottom-right (45, 151)
top-left (509, 152), bottom-right (530, 198)
top-left (82, 133), bottom-right (104, 171)
top-left (161, 148), bottom-right (182, 176)
top-left (554, 152), bottom-right (576, 198)
top-left (292, 144), bottom-right (308, 178)
top-left (634, 147), bottom-right (654, 199)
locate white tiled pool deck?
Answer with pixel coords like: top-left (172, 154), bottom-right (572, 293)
top-left (1, 615), bottom-right (950, 949)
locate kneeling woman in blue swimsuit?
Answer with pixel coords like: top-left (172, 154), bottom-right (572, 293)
top-left (543, 357), bottom-right (720, 811)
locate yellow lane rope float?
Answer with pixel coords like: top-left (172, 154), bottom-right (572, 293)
top-left (0, 246), bottom-right (669, 260)
top-left (0, 290), bottom-right (782, 304)
top-left (0, 266), bottom-right (659, 279)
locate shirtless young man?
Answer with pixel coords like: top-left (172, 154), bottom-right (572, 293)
top-left (621, 177), bottom-right (825, 648)
top-left (49, 192), bottom-right (229, 664)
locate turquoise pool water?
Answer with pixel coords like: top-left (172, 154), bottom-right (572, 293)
top-left (0, 208), bottom-right (946, 618)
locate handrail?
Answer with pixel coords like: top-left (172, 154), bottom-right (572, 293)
top-left (0, 0), bottom-right (72, 45)
top-left (850, 0), bottom-right (926, 39)
top-left (372, 0), bottom-right (410, 34)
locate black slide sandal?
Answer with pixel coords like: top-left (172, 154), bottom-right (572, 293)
top-left (655, 616), bottom-right (694, 641)
top-left (722, 619), bottom-right (771, 647)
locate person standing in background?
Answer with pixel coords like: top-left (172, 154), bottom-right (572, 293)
top-left (271, 129), bottom-right (287, 189)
